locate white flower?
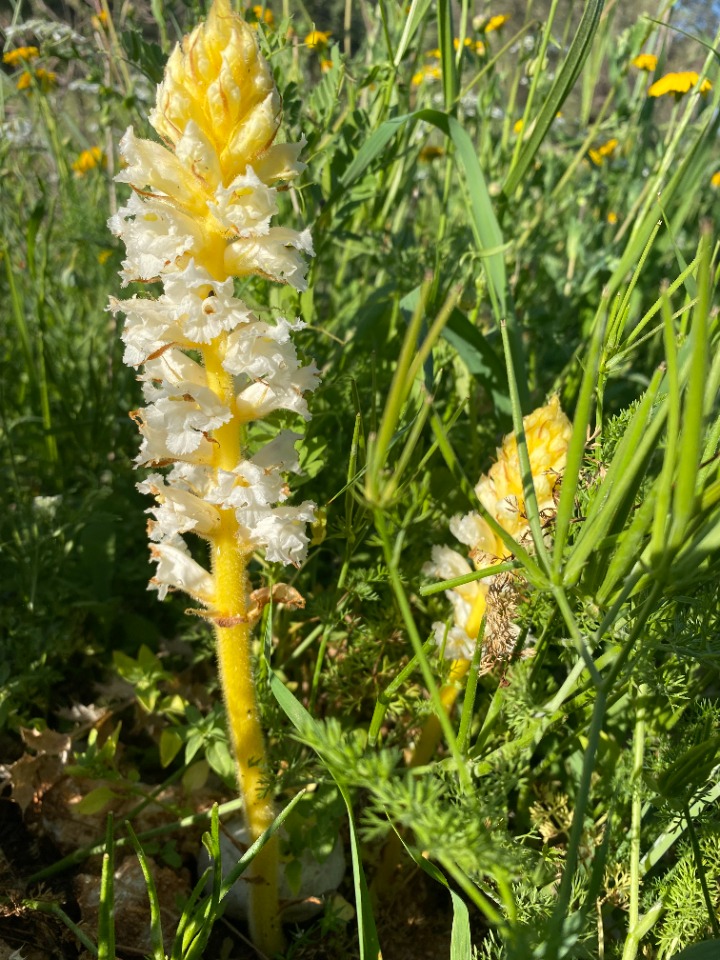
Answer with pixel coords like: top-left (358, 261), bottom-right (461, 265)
top-left (224, 228), bottom-right (314, 290)
top-left (139, 473), bottom-right (221, 540)
top-left (252, 503), bottom-right (316, 565)
top-left (149, 536), bottom-right (215, 604)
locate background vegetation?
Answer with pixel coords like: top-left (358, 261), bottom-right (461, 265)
top-left (1, 0), bottom-right (719, 957)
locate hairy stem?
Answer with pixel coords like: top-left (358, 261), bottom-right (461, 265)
top-left (205, 338), bottom-right (283, 955)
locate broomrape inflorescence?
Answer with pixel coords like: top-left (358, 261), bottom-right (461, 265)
top-left (109, 0), bottom-right (316, 950)
top-left (425, 396), bottom-right (572, 669)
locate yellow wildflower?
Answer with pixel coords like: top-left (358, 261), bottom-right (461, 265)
top-left (632, 53), bottom-right (657, 72)
top-left (453, 37), bottom-right (473, 50)
top-left (425, 48), bottom-right (441, 58)
top-left (412, 63), bottom-right (442, 86)
top-left (72, 146), bottom-right (105, 176)
top-left (320, 58), bottom-right (333, 73)
top-left (711, 171), bottom-right (720, 188)
top-left (475, 40), bottom-right (486, 55)
top-left (484, 14), bottom-right (510, 33)
top-left (513, 118), bottom-right (524, 133)
top-left (648, 71), bottom-right (712, 98)
top-left (607, 211), bottom-right (618, 224)
top-left (97, 249), bottom-right (113, 265)
top-left (305, 29), bottom-right (331, 49)
top-left (91, 11), bottom-right (109, 29)
top-left (589, 137), bottom-right (619, 166)
top-left (246, 5), bottom-right (274, 26)
top-left (419, 145), bottom-right (445, 161)
top-left (16, 68), bottom-right (57, 92)
top-left (3, 46), bottom-right (39, 65)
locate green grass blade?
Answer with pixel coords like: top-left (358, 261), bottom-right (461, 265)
top-left (126, 823), bottom-right (165, 960)
top-left (98, 814), bottom-right (115, 960)
top-left (438, 0), bottom-right (458, 112)
top-left (502, 0), bottom-right (605, 197)
top-left (553, 302), bottom-right (607, 572)
top-left (563, 366), bottom-right (666, 587)
top-left (649, 287), bottom-right (680, 558)
top-left (270, 675), bottom-right (381, 960)
top-left (394, 0), bottom-right (434, 67)
top-left (671, 227), bottom-right (711, 544)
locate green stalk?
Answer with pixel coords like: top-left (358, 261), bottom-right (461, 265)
top-left (622, 684), bottom-right (647, 960)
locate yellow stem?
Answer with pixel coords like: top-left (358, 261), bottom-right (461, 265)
top-left (204, 337), bottom-right (284, 955)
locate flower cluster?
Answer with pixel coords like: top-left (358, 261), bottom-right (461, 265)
top-left (110, 0), bottom-right (318, 613)
top-left (589, 137), bottom-right (619, 166)
top-left (425, 397), bottom-right (572, 665)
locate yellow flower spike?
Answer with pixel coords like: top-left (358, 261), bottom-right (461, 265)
top-left (3, 45), bottom-right (39, 65)
top-left (151, 0), bottom-right (280, 185)
top-left (648, 71), bottom-right (712, 98)
top-left (632, 52), bottom-right (657, 72)
top-left (476, 395), bottom-right (572, 544)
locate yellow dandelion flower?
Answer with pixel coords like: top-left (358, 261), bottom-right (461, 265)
top-left (72, 146), bottom-right (105, 176)
top-left (607, 211), bottom-right (618, 224)
top-left (246, 5), bottom-right (273, 26)
top-left (91, 11), bottom-right (109, 29)
top-left (589, 137), bottom-right (619, 166)
top-left (304, 29), bottom-right (331, 49)
top-left (97, 249), bottom-right (113, 265)
top-left (648, 71), bottom-right (712, 98)
top-left (484, 14), bottom-right (510, 33)
top-left (16, 67), bottom-right (56, 92)
top-left (513, 118), bottom-right (524, 133)
top-left (320, 58), bottom-right (333, 73)
top-left (711, 171), bottom-right (720, 188)
top-left (425, 48), bottom-right (441, 58)
top-left (3, 45), bottom-right (39, 66)
top-left (412, 63), bottom-right (442, 86)
top-left (632, 53), bottom-right (657, 72)
top-left (475, 40), bottom-right (486, 55)
top-left (453, 37), bottom-right (473, 50)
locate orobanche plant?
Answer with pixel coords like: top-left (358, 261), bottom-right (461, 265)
top-left (109, 0), bottom-right (316, 950)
